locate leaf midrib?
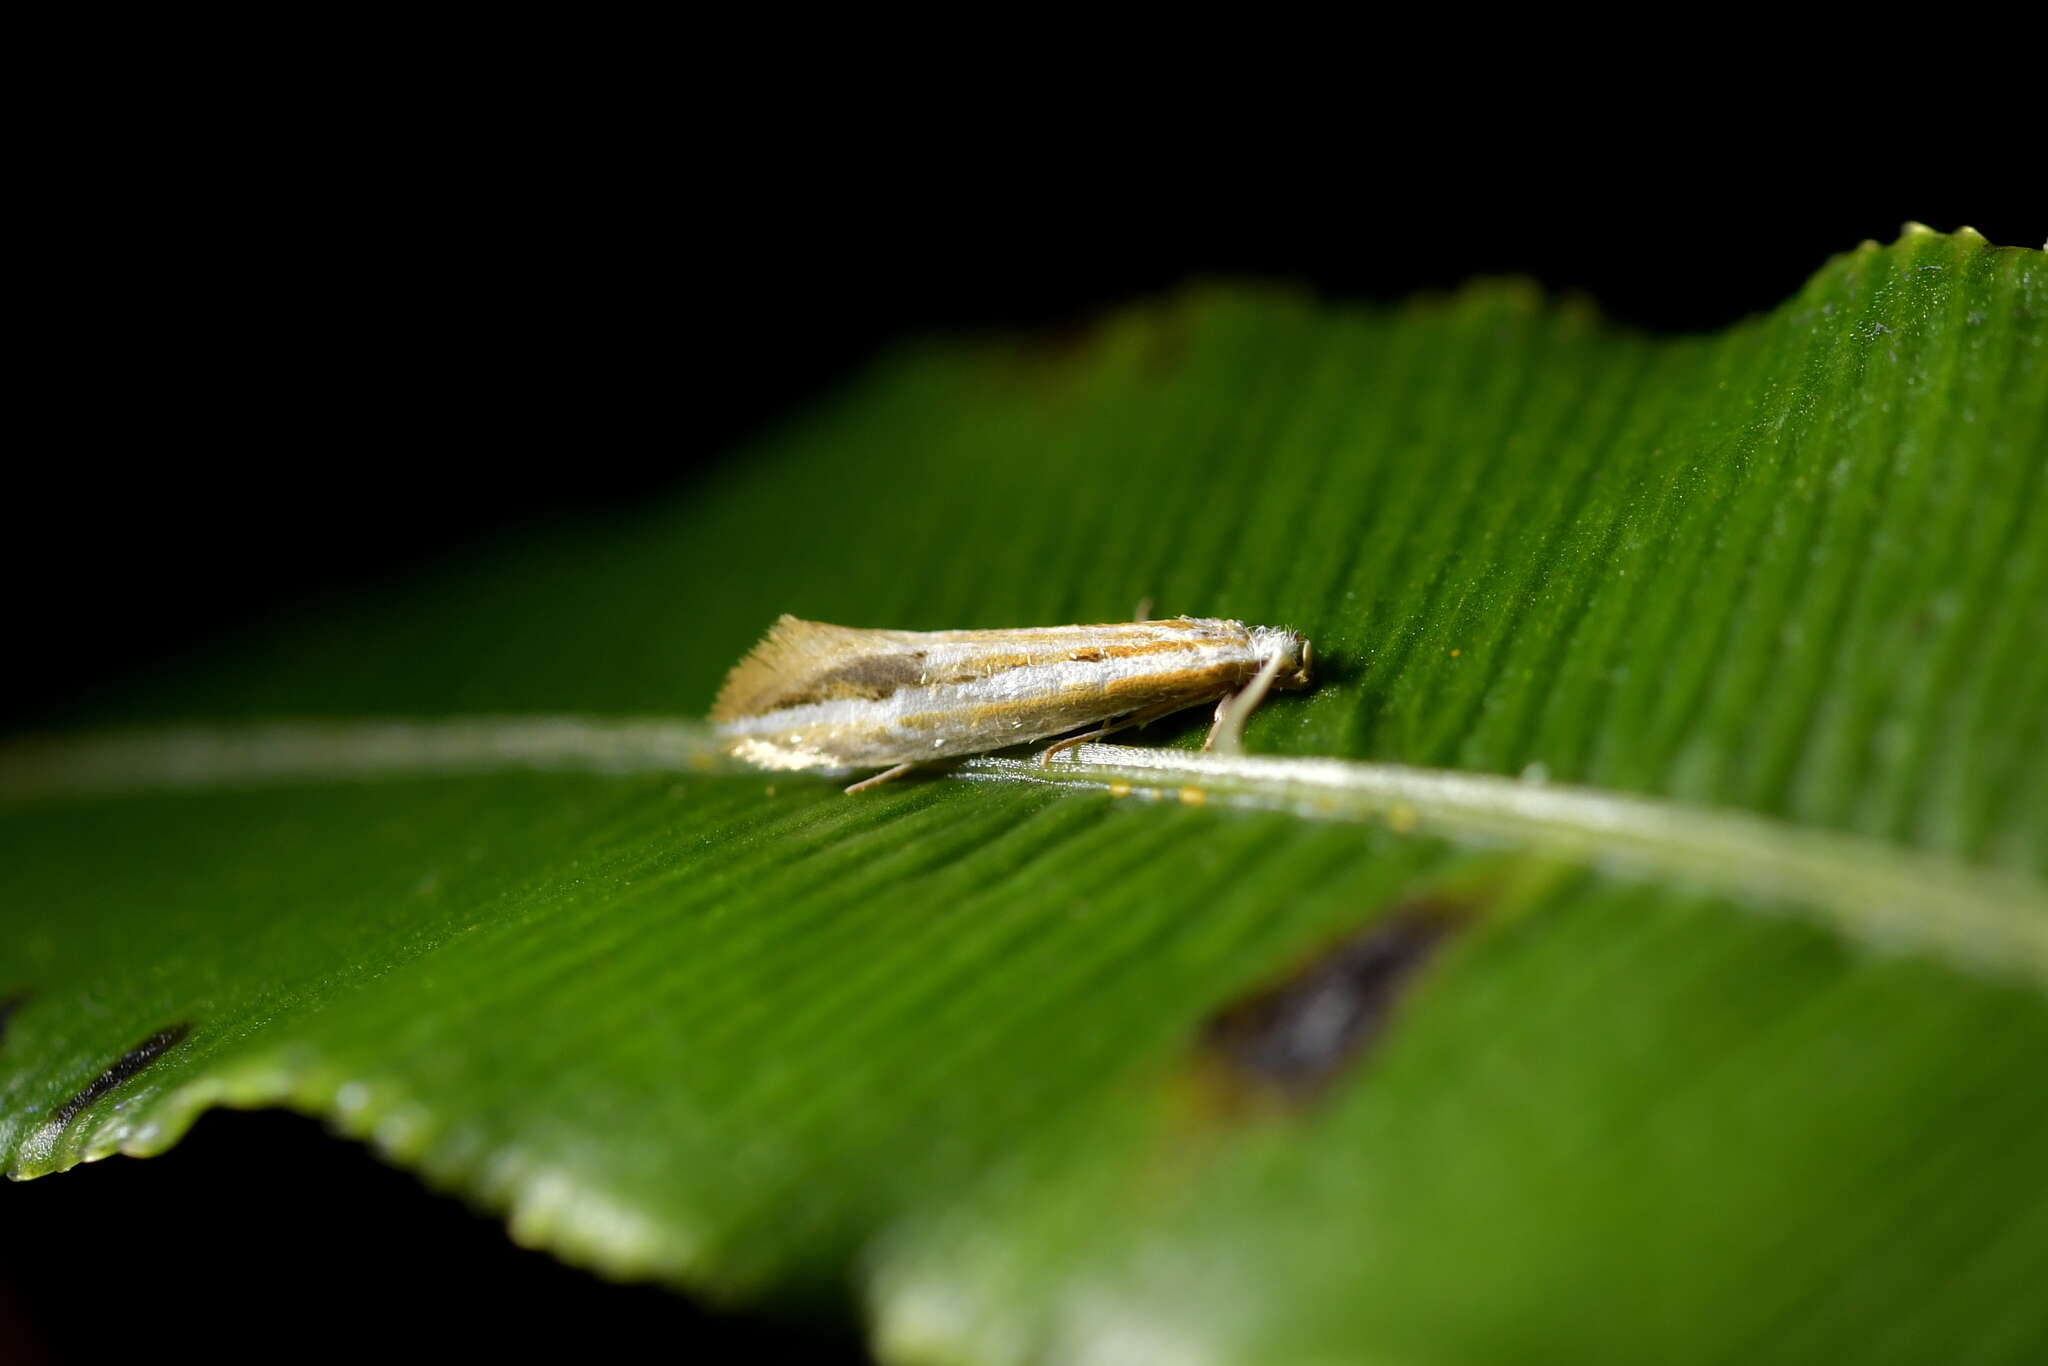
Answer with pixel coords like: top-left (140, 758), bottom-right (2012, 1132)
top-left (4, 718), bottom-right (2041, 991)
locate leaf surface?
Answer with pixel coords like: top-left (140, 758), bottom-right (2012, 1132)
top-left (4, 227), bottom-right (2045, 1364)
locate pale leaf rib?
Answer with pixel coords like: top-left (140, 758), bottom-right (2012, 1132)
top-left (4, 719), bottom-right (2041, 991)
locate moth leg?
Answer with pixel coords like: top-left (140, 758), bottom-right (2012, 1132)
top-left (1133, 596), bottom-right (1154, 623)
top-left (844, 762), bottom-right (916, 794)
top-left (1038, 698), bottom-right (1196, 766)
top-left (1202, 693), bottom-right (1238, 751)
top-left (1204, 649), bottom-right (1291, 754)
top-left (1039, 721), bottom-right (1128, 766)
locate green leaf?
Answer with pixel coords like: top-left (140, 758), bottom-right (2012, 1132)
top-left (5, 226), bottom-right (2045, 1364)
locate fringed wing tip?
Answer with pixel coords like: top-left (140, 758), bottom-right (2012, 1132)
top-left (711, 615), bottom-right (874, 720)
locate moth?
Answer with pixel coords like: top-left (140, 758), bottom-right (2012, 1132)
top-left (711, 614), bottom-right (1314, 792)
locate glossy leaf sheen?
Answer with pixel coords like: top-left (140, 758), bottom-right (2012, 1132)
top-left (4, 228), bottom-right (2046, 1365)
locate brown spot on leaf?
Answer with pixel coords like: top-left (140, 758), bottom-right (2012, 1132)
top-left (0, 992), bottom-right (26, 1046)
top-left (48, 1023), bottom-right (191, 1130)
top-left (1014, 296), bottom-right (1193, 383)
top-left (1016, 309), bottom-right (1111, 371)
top-left (1201, 902), bottom-right (1468, 1104)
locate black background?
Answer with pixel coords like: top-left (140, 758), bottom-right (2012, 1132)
top-left (3, 109), bottom-right (2037, 1363)
top-left (12, 139), bottom-right (2032, 726)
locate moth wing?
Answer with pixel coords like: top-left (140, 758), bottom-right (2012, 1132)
top-left (710, 615), bottom-right (920, 720)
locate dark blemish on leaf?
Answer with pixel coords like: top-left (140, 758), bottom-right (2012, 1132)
top-left (48, 1023), bottom-right (191, 1130)
top-left (1015, 297), bottom-right (1191, 383)
top-left (1019, 311), bottom-right (1112, 372)
top-left (1201, 904), bottom-right (1466, 1102)
top-left (1138, 312), bottom-right (1191, 379)
top-left (0, 992), bottom-right (27, 1045)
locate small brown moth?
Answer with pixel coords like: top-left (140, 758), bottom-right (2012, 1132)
top-left (711, 614), bottom-right (1314, 792)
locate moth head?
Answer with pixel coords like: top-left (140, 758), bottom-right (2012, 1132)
top-left (1253, 628), bottom-right (1314, 691)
